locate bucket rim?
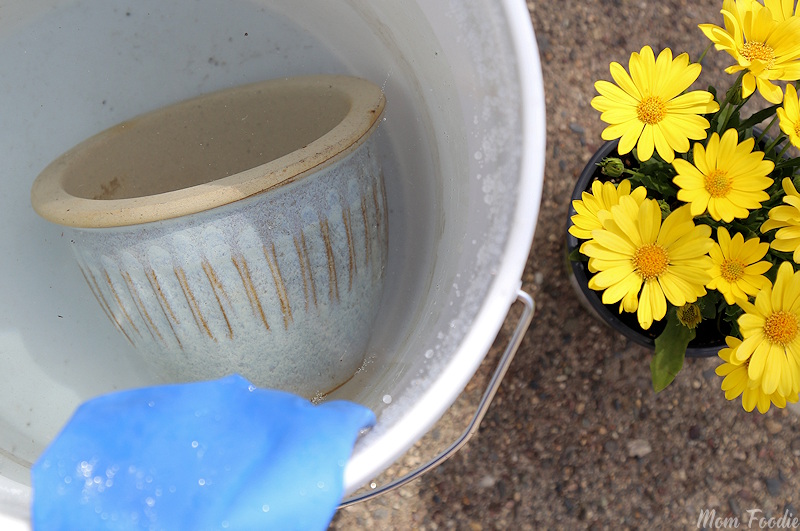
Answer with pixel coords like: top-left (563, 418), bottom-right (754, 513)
top-left (342, 0), bottom-right (546, 494)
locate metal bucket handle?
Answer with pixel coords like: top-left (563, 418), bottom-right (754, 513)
top-left (339, 288), bottom-right (535, 508)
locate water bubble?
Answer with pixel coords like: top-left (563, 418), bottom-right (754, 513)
top-left (474, 151), bottom-right (483, 160)
top-left (145, 497), bottom-right (155, 508)
top-left (169, 485), bottom-right (177, 493)
top-left (191, 441), bottom-right (199, 448)
top-left (79, 461), bottom-right (93, 478)
top-left (262, 505), bottom-right (270, 513)
top-left (198, 478), bottom-right (206, 486)
top-left (222, 521), bottom-right (230, 528)
top-left (147, 401), bottom-right (155, 408)
top-left (311, 392), bottom-right (326, 405)
top-left (317, 481), bottom-right (325, 489)
top-left (370, 482), bottom-right (377, 489)
top-left (382, 394), bottom-right (392, 404)
top-left (247, 385), bottom-right (256, 392)
top-left (424, 349), bottom-right (433, 359)
top-left (64, 476), bottom-right (72, 484)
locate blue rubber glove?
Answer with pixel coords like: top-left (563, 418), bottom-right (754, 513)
top-left (31, 374), bottom-right (374, 530)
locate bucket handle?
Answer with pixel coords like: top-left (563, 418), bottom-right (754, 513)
top-left (338, 288), bottom-right (535, 508)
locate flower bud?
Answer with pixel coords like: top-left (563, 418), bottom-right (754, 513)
top-left (599, 157), bottom-right (625, 178)
top-left (677, 303), bottom-right (702, 330)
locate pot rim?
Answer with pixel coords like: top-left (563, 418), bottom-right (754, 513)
top-left (30, 75), bottom-right (386, 229)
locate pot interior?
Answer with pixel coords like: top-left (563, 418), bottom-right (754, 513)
top-left (61, 82), bottom-right (351, 201)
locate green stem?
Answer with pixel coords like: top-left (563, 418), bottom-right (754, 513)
top-left (622, 168), bottom-right (647, 179)
top-left (713, 72), bottom-right (747, 134)
top-left (697, 43), bottom-right (713, 65)
top-left (756, 115), bottom-right (779, 153)
top-left (777, 141), bottom-right (793, 161)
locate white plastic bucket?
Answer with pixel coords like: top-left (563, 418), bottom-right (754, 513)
top-left (0, 0), bottom-right (544, 526)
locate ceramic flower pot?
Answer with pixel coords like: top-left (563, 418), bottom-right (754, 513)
top-left (31, 75), bottom-right (388, 397)
top-left (565, 139), bottom-right (725, 358)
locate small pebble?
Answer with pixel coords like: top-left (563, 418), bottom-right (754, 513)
top-left (765, 419), bottom-right (782, 435)
top-left (478, 475), bottom-right (496, 489)
top-left (766, 477), bottom-right (782, 496)
top-left (791, 437), bottom-right (800, 455)
top-left (728, 497), bottom-right (741, 516)
top-left (569, 123), bottom-right (585, 135)
top-left (626, 439), bottom-right (652, 458)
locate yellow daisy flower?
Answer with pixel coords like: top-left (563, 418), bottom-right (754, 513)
top-left (591, 46), bottom-right (719, 163)
top-left (580, 198), bottom-right (713, 330)
top-left (777, 83), bottom-right (800, 150)
top-left (734, 261), bottom-right (800, 396)
top-left (761, 178), bottom-right (800, 262)
top-left (716, 336), bottom-right (799, 413)
top-left (699, 0), bottom-right (800, 104)
top-left (569, 179), bottom-right (647, 240)
top-left (763, 0), bottom-right (800, 21)
top-left (672, 129), bottom-right (773, 223)
top-left (707, 227), bottom-right (772, 304)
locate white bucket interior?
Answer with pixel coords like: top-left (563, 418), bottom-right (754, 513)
top-left (0, 0), bottom-right (544, 524)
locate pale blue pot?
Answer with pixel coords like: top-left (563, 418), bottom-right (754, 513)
top-left (32, 76), bottom-right (388, 397)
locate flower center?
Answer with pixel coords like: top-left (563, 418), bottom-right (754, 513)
top-left (704, 169), bottom-right (733, 198)
top-left (795, 121), bottom-right (800, 139)
top-left (720, 258), bottom-right (746, 283)
top-left (741, 41), bottom-right (775, 69)
top-left (763, 310), bottom-right (799, 346)
top-left (636, 96), bottom-right (666, 125)
top-left (632, 243), bottom-right (669, 280)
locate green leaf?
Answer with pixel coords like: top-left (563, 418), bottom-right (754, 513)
top-left (567, 248), bottom-right (587, 262)
top-left (650, 309), bottom-right (694, 392)
top-left (696, 292), bottom-right (720, 320)
top-left (738, 103), bottom-right (781, 132)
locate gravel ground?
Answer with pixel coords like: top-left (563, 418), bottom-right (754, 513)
top-left (331, 1), bottom-right (800, 529)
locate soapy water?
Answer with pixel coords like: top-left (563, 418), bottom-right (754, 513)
top-left (31, 374), bottom-right (374, 530)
